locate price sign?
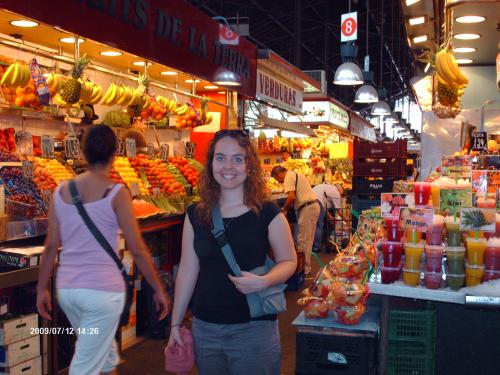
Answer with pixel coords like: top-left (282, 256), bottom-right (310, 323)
top-left (173, 141), bottom-right (185, 157)
top-left (460, 208), bottom-right (496, 232)
top-left (15, 131), bottom-right (33, 156)
top-left (41, 189), bottom-right (52, 212)
top-left (129, 182), bottom-right (140, 197)
top-left (64, 135), bottom-right (80, 159)
top-left (341, 12), bottom-right (358, 42)
top-left (398, 207), bottom-right (434, 233)
top-left (263, 158), bottom-right (271, 165)
top-left (22, 160), bottom-right (34, 179)
top-left (160, 144), bottom-right (169, 161)
top-left (185, 142), bottom-right (196, 158)
top-left (125, 138), bottom-right (137, 158)
top-left (41, 135), bottom-right (55, 159)
top-left (440, 188), bottom-right (472, 216)
top-left (472, 132), bottom-right (488, 152)
top-left (116, 138), bottom-right (125, 156)
top-left (146, 143), bottom-right (155, 159)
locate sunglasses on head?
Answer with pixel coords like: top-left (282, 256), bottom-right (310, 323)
top-left (214, 129), bottom-right (250, 138)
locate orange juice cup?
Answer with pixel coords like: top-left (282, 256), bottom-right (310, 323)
top-left (465, 263), bottom-right (484, 287)
top-left (431, 181), bottom-right (440, 209)
top-left (404, 242), bottom-right (424, 270)
top-left (402, 268), bottom-right (421, 287)
top-left (466, 238), bottom-right (487, 266)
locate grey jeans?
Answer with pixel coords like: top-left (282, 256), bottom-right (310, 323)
top-left (192, 318), bottom-right (281, 375)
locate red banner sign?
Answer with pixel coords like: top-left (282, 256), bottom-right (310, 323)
top-left (1, 0), bottom-right (257, 97)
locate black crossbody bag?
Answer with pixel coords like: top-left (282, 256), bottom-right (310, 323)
top-left (69, 180), bottom-right (134, 326)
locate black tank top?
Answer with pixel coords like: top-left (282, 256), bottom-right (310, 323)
top-left (187, 201), bottom-right (281, 324)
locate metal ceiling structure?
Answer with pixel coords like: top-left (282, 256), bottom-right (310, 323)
top-left (189, 0), bottom-right (416, 115)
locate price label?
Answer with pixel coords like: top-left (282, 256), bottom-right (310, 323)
top-left (472, 132), bottom-right (488, 152)
top-left (116, 138), bottom-right (125, 156)
top-left (129, 182), bottom-right (140, 197)
top-left (41, 135), bottom-right (55, 159)
top-left (185, 184), bottom-right (193, 196)
top-left (41, 189), bottom-right (52, 211)
top-left (160, 144), bottom-right (169, 161)
top-left (125, 138), bottom-right (137, 158)
top-left (22, 160), bottom-right (34, 179)
top-left (147, 143), bottom-right (155, 159)
top-left (64, 135), bottom-right (80, 159)
top-left (263, 158), bottom-right (271, 165)
top-left (185, 142), bottom-right (196, 158)
top-left (173, 141), bottom-right (185, 157)
top-left (15, 131), bottom-right (33, 156)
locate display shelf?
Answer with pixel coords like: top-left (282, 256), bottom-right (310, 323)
top-left (138, 215), bottom-right (184, 234)
top-left (368, 281), bottom-right (466, 305)
top-left (0, 266), bottom-right (39, 288)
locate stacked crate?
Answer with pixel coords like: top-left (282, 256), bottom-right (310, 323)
top-left (387, 309), bottom-right (436, 375)
top-left (352, 140), bottom-right (407, 228)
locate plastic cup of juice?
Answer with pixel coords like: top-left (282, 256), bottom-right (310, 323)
top-left (424, 271), bottom-right (443, 289)
top-left (425, 245), bottom-right (443, 272)
top-left (466, 238), bottom-right (487, 266)
top-left (496, 214), bottom-right (500, 237)
top-left (446, 273), bottom-right (465, 290)
top-left (483, 269), bottom-right (500, 282)
top-left (405, 230), bottom-right (423, 243)
top-left (446, 246), bottom-right (466, 274)
top-left (426, 215), bottom-right (445, 245)
top-left (431, 181), bottom-right (440, 210)
top-left (404, 242), bottom-right (424, 270)
top-left (445, 217), bottom-right (462, 247)
top-left (402, 268), bottom-right (421, 287)
top-left (484, 238), bottom-right (500, 271)
top-left (381, 241), bottom-right (404, 267)
top-left (477, 196), bottom-right (496, 209)
top-left (381, 262), bottom-right (403, 284)
top-left (385, 216), bottom-right (403, 241)
top-left (465, 263), bottom-right (484, 287)
top-left (414, 182), bottom-right (431, 206)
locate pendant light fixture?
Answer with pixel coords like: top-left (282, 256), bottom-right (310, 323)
top-left (355, 0), bottom-right (378, 103)
top-left (334, 0), bottom-right (364, 86)
top-left (371, 0), bottom-right (390, 116)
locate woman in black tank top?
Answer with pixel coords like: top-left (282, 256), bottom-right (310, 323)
top-left (167, 130), bottom-right (297, 375)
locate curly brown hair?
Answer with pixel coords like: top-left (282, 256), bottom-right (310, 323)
top-left (196, 130), bottom-right (269, 227)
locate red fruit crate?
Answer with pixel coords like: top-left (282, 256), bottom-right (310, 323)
top-left (354, 139), bottom-right (407, 159)
top-left (353, 158), bottom-right (407, 177)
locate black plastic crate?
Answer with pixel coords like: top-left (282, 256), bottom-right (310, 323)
top-left (354, 139), bottom-right (407, 159)
top-left (353, 158), bottom-right (407, 177)
top-left (351, 195), bottom-right (381, 213)
top-left (296, 329), bottom-right (377, 375)
top-left (352, 177), bottom-right (395, 195)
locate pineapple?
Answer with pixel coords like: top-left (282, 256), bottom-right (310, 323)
top-left (127, 74), bottom-right (150, 118)
top-left (61, 54), bottom-right (91, 104)
top-left (462, 209), bottom-right (488, 229)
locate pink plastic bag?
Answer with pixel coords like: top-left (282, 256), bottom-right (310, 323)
top-left (165, 327), bottom-right (194, 375)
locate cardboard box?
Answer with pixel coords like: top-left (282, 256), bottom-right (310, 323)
top-left (0, 355), bottom-right (41, 375)
top-left (0, 335), bottom-right (40, 367)
top-left (0, 247), bottom-right (44, 269)
top-left (0, 314), bottom-right (38, 346)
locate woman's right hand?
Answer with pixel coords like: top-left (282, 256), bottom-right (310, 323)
top-left (167, 325), bottom-right (184, 347)
top-left (153, 289), bottom-right (171, 321)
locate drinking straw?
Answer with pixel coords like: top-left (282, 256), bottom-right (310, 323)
top-left (412, 229), bottom-right (417, 244)
top-left (311, 252), bottom-right (325, 269)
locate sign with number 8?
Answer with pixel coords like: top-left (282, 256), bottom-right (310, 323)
top-left (341, 12), bottom-right (358, 42)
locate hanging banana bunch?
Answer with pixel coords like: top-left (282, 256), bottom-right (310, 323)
top-left (435, 45), bottom-right (468, 108)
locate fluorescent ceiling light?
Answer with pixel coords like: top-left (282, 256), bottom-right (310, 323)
top-left (412, 35), bottom-right (428, 44)
top-left (217, 91), bottom-right (226, 94)
top-left (453, 47), bottom-right (476, 53)
top-left (456, 58), bottom-right (473, 64)
top-left (59, 37), bottom-right (85, 44)
top-left (454, 33), bottom-right (480, 40)
top-left (160, 71), bottom-right (178, 76)
top-left (455, 15), bottom-right (486, 24)
top-left (132, 61), bottom-right (152, 66)
top-left (214, 81), bottom-right (241, 86)
top-left (100, 51), bottom-right (122, 56)
top-left (204, 85), bottom-right (218, 89)
top-left (184, 79), bottom-right (200, 83)
top-left (405, 0), bottom-right (420, 6)
top-left (10, 20), bottom-right (39, 27)
top-left (409, 16), bottom-right (426, 26)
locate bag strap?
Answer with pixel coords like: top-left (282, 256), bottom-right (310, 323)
top-left (211, 205), bottom-right (242, 277)
top-left (69, 180), bottom-right (128, 278)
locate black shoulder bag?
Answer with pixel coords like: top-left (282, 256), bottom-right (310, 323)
top-left (69, 180), bottom-right (134, 326)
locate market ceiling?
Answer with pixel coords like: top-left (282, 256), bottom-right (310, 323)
top-left (190, 0), bottom-right (416, 115)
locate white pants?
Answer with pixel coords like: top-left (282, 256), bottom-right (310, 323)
top-left (57, 288), bottom-right (125, 375)
top-left (297, 202), bottom-right (320, 267)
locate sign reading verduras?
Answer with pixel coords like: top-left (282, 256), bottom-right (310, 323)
top-left (256, 69), bottom-right (303, 114)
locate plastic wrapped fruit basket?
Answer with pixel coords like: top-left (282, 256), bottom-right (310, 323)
top-left (6, 198), bottom-right (38, 220)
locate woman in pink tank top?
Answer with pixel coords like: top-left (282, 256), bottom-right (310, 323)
top-left (36, 125), bottom-right (170, 375)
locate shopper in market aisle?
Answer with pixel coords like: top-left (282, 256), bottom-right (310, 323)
top-left (168, 129), bottom-right (297, 375)
top-left (36, 125), bottom-right (170, 375)
top-left (271, 166), bottom-right (320, 275)
top-left (312, 182), bottom-right (345, 253)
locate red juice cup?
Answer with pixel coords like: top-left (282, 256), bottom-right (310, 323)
top-left (425, 244), bottom-right (443, 272)
top-left (381, 262), bottom-right (403, 284)
top-left (414, 182), bottom-right (431, 206)
top-left (424, 271), bottom-right (443, 289)
top-left (484, 238), bottom-right (500, 271)
top-left (385, 216), bottom-right (403, 241)
top-left (381, 241), bottom-right (404, 267)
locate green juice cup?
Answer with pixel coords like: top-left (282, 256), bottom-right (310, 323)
top-left (445, 218), bottom-right (462, 247)
top-left (446, 246), bottom-right (465, 274)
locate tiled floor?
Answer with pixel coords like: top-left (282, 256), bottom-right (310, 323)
top-left (119, 252), bottom-right (333, 375)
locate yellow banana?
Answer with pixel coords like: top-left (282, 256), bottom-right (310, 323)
top-left (175, 103), bottom-right (188, 116)
top-left (128, 89), bottom-right (139, 105)
top-left (1, 63), bottom-right (15, 85)
top-left (45, 73), bottom-right (54, 87)
top-left (91, 88), bottom-right (103, 104)
top-left (116, 85), bottom-right (129, 105)
top-left (436, 50), bottom-right (457, 86)
top-left (141, 95), bottom-right (151, 110)
top-left (168, 100), bottom-right (177, 113)
top-left (18, 65), bottom-right (30, 87)
top-left (53, 93), bottom-right (67, 106)
top-left (101, 83), bottom-right (115, 105)
top-left (106, 83), bottom-right (119, 105)
top-left (445, 51), bottom-right (469, 86)
top-left (9, 62), bottom-right (20, 86)
top-left (204, 113), bottom-right (213, 125)
top-left (435, 73), bottom-right (448, 86)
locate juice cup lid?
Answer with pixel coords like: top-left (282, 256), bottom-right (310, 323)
top-left (402, 268), bottom-right (421, 273)
top-left (465, 262), bottom-right (485, 270)
top-left (446, 273), bottom-right (465, 278)
top-left (446, 246), bottom-right (465, 253)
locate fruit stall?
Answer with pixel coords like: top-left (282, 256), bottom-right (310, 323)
top-left (0, 1), bottom-right (259, 374)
